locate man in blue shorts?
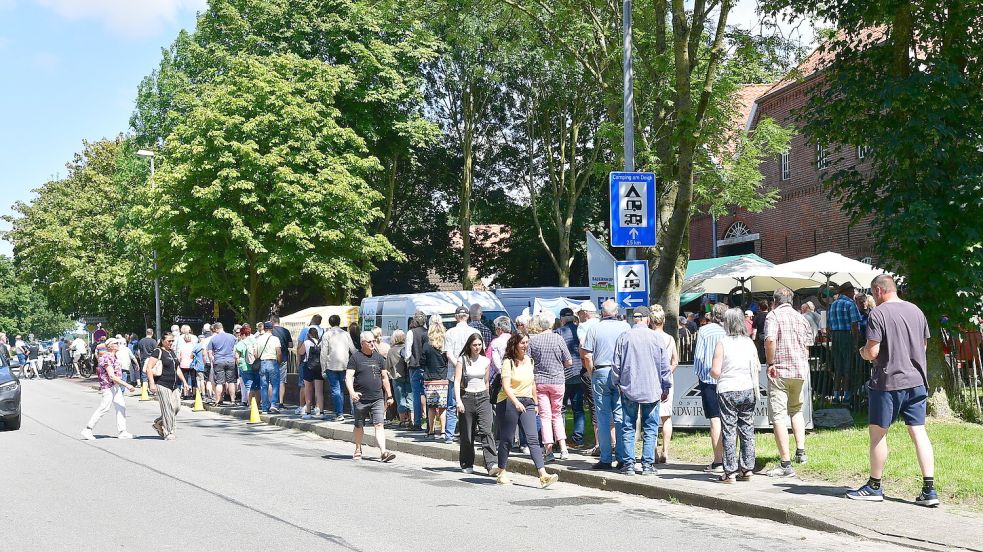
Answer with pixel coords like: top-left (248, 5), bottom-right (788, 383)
top-left (847, 274), bottom-right (938, 507)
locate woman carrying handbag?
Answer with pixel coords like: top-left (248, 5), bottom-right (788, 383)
top-left (146, 333), bottom-right (190, 441)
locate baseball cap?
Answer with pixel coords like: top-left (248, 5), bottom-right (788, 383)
top-left (263, 321), bottom-right (273, 329)
top-left (559, 307), bottom-right (575, 317)
top-left (578, 301), bottom-right (597, 313)
top-left (839, 281), bottom-right (855, 292)
top-left (105, 338), bottom-right (120, 347)
top-left (633, 306), bottom-right (651, 317)
top-left (454, 306), bottom-right (469, 316)
top-left (745, 310), bottom-right (753, 316)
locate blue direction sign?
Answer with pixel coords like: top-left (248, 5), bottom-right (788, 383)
top-left (610, 171), bottom-right (656, 247)
top-left (615, 260), bottom-right (649, 309)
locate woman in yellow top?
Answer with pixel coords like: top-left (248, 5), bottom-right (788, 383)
top-left (494, 332), bottom-right (559, 488)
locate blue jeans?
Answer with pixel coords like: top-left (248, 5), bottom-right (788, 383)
top-left (409, 368), bottom-right (424, 425)
top-left (620, 397), bottom-right (660, 466)
top-left (592, 367), bottom-right (624, 463)
top-left (445, 382), bottom-right (458, 440)
top-left (564, 379), bottom-right (585, 441)
top-left (326, 370), bottom-right (345, 416)
top-left (259, 360), bottom-right (280, 412)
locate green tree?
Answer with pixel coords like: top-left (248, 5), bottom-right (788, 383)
top-left (0, 256), bottom-right (75, 338)
top-left (2, 138), bottom-right (181, 332)
top-left (132, 0), bottom-right (439, 299)
top-left (148, 53), bottom-right (395, 321)
top-left (761, 0), bottom-right (983, 418)
top-left (498, 0), bottom-right (792, 321)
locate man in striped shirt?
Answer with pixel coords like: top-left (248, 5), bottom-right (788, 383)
top-left (764, 288), bottom-right (814, 477)
top-left (692, 303), bottom-right (728, 474)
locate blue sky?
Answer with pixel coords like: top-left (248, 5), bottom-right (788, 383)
top-left (0, 0), bottom-right (205, 256)
top-left (0, 1), bottom-right (813, 258)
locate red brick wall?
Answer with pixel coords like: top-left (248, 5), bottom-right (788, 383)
top-left (689, 81), bottom-right (877, 265)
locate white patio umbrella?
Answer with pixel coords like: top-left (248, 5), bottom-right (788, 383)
top-left (775, 251), bottom-right (891, 290)
top-left (682, 256), bottom-right (825, 296)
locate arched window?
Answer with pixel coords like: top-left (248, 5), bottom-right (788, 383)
top-left (724, 222), bottom-right (751, 240)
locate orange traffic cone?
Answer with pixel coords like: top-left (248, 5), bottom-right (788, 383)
top-left (247, 396), bottom-right (262, 424)
top-left (192, 388), bottom-right (205, 412)
top-left (139, 381), bottom-right (151, 402)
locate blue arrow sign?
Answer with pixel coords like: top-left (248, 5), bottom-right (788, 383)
top-left (610, 171), bottom-right (656, 247)
top-left (615, 260), bottom-right (649, 309)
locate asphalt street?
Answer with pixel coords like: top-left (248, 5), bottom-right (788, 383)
top-left (2, 379), bottom-right (905, 552)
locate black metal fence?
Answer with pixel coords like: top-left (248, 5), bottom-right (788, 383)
top-left (677, 324), bottom-right (983, 419)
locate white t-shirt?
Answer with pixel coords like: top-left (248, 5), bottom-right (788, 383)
top-left (253, 334), bottom-right (281, 361)
top-left (461, 355), bottom-right (490, 393)
top-left (444, 322), bottom-right (478, 378)
top-left (716, 336), bottom-right (758, 394)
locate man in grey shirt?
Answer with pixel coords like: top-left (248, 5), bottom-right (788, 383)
top-left (848, 274), bottom-right (938, 507)
top-left (582, 300), bottom-right (631, 470)
top-left (612, 306), bottom-right (671, 476)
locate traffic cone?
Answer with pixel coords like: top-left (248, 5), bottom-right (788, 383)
top-left (139, 382), bottom-right (151, 401)
top-left (247, 396), bottom-right (262, 424)
top-left (192, 388), bottom-right (205, 412)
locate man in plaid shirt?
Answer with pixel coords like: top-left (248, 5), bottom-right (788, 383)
top-left (764, 287), bottom-right (814, 477)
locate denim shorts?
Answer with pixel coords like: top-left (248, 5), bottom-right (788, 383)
top-left (239, 371), bottom-right (257, 392)
top-left (869, 385), bottom-right (927, 428)
top-left (699, 380), bottom-right (722, 419)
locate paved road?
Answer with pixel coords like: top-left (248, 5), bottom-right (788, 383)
top-left (2, 379), bottom-right (903, 552)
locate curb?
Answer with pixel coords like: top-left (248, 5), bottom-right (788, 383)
top-left (183, 401), bottom-right (964, 552)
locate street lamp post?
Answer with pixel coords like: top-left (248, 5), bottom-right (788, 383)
top-left (135, 149), bottom-right (162, 340)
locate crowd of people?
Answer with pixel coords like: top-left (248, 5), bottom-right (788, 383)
top-left (16, 274), bottom-right (937, 503)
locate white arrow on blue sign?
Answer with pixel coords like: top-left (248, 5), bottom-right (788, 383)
top-left (615, 260), bottom-right (649, 309)
top-left (610, 171), bottom-right (656, 247)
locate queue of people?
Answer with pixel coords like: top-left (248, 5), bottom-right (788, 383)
top-left (67, 274), bottom-right (941, 505)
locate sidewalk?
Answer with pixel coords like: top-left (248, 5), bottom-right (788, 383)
top-left (187, 400), bottom-right (982, 552)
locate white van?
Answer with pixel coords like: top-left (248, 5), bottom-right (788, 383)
top-left (494, 286), bottom-right (591, 319)
top-left (359, 291), bottom-right (509, 338)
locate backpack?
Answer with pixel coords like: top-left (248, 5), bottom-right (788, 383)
top-left (306, 334), bottom-right (324, 371)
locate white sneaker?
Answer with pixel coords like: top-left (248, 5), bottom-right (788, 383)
top-left (117, 431), bottom-right (134, 439)
top-left (80, 428), bottom-right (95, 440)
top-left (461, 467), bottom-right (474, 474)
top-left (295, 406), bottom-right (305, 415)
top-left (312, 408), bottom-right (322, 417)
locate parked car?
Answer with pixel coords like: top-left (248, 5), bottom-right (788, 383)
top-left (0, 364), bottom-right (21, 430)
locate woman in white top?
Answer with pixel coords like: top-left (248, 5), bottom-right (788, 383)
top-left (454, 333), bottom-right (498, 474)
top-left (710, 307), bottom-right (759, 483)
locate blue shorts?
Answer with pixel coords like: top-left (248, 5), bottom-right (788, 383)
top-left (869, 385), bottom-right (927, 428)
top-left (699, 381), bottom-right (721, 419)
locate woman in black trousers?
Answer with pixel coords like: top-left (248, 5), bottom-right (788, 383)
top-left (494, 332), bottom-right (559, 488)
top-left (454, 333), bottom-right (498, 475)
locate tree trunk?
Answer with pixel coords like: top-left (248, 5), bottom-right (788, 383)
top-left (460, 119), bottom-right (475, 291)
top-left (247, 257), bottom-right (260, 323)
top-left (926, 334), bottom-right (956, 419)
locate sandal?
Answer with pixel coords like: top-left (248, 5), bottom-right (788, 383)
top-left (737, 471), bottom-right (753, 482)
top-left (713, 473), bottom-right (736, 484)
top-left (353, 449), bottom-right (362, 461)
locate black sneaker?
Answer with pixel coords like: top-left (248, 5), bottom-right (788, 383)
top-left (592, 461), bottom-right (613, 470)
top-left (618, 464), bottom-right (636, 476)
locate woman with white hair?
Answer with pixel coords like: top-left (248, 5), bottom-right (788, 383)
top-left (527, 314), bottom-right (572, 462)
top-left (81, 338), bottom-right (137, 440)
top-left (709, 307), bottom-right (759, 483)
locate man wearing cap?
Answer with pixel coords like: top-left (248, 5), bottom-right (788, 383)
top-left (444, 306), bottom-right (479, 443)
top-left (613, 306), bottom-right (672, 476)
top-left (556, 307), bottom-right (586, 446)
top-left (583, 300), bottom-right (631, 469)
top-left (468, 304), bottom-right (493, 345)
top-left (828, 282), bottom-right (862, 403)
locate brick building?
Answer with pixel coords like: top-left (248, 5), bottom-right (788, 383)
top-left (689, 45), bottom-right (877, 266)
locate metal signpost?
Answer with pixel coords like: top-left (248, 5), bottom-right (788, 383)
top-left (615, 260), bottom-right (649, 310)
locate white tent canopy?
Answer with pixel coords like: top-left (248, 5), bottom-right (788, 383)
top-left (682, 256), bottom-right (824, 295)
top-left (279, 306), bottom-right (359, 339)
top-left (775, 251), bottom-right (891, 289)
